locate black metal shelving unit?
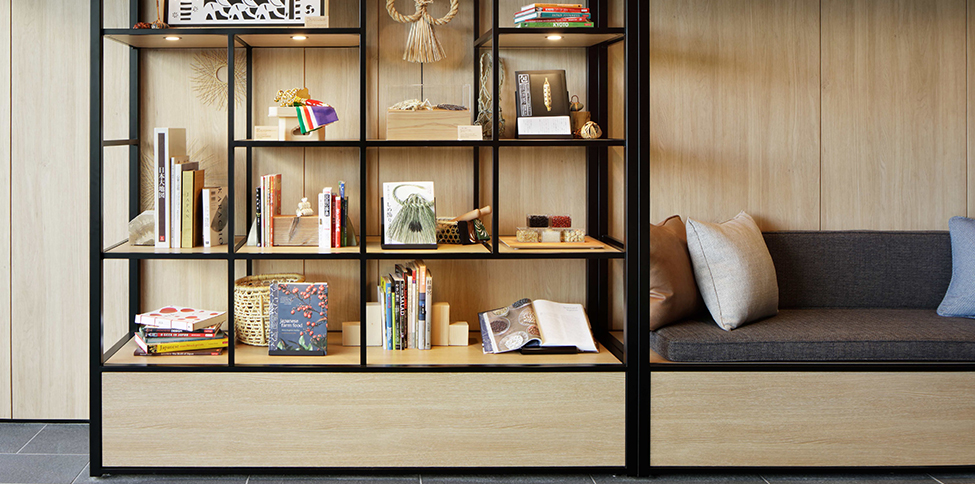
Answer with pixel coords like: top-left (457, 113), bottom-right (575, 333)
top-left (91, 0), bottom-right (648, 477)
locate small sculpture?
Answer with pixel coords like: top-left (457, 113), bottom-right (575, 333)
top-left (580, 121), bottom-right (603, 139)
top-left (569, 95), bottom-right (585, 112)
top-left (151, 0), bottom-right (169, 29)
top-left (390, 98), bottom-right (434, 111)
top-left (386, 0), bottom-right (460, 63)
top-left (296, 198), bottom-right (314, 217)
top-left (128, 210), bottom-right (156, 246)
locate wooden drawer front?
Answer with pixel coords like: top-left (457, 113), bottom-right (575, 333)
top-left (103, 372), bottom-right (625, 468)
top-left (651, 372), bottom-right (975, 467)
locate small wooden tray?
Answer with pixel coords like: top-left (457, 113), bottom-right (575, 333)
top-left (500, 236), bottom-right (607, 250)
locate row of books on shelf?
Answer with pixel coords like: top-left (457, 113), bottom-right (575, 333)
top-left (378, 260), bottom-right (434, 350)
top-left (153, 128), bottom-right (228, 249)
top-left (514, 3), bottom-right (593, 28)
top-left (254, 174), bottom-right (357, 248)
top-left (133, 307), bottom-right (229, 356)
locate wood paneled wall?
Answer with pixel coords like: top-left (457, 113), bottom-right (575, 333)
top-left (651, 0), bottom-right (973, 231)
top-left (0, 0), bottom-right (9, 420)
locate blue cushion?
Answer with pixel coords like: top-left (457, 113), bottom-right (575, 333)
top-left (938, 216), bottom-right (975, 318)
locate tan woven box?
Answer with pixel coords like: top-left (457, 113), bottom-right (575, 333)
top-left (234, 273), bottom-right (304, 346)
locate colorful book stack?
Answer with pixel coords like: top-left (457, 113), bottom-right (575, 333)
top-left (152, 127), bottom-right (226, 249)
top-left (377, 260), bottom-right (433, 350)
top-left (133, 306), bottom-right (229, 356)
top-left (256, 175), bottom-right (357, 248)
top-left (514, 3), bottom-right (592, 28)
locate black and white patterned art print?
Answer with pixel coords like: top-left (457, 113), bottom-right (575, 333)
top-left (166, 0), bottom-right (325, 26)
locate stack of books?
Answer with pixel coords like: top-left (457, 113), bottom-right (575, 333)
top-left (133, 306), bottom-right (229, 356)
top-left (255, 175), bottom-right (357, 248)
top-left (378, 260), bottom-right (433, 350)
top-left (514, 3), bottom-right (592, 28)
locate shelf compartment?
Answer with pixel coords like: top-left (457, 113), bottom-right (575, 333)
top-left (367, 333), bottom-right (621, 367)
top-left (365, 236), bottom-right (491, 258)
top-left (498, 236), bottom-right (624, 258)
top-left (235, 244), bottom-right (361, 259)
top-left (368, 139), bottom-right (493, 147)
top-left (476, 28), bottom-right (625, 48)
top-left (497, 138), bottom-right (625, 147)
top-left (236, 32), bottom-right (359, 48)
top-left (234, 333), bottom-right (359, 366)
top-left (104, 30), bottom-right (239, 49)
top-left (103, 240), bottom-right (230, 260)
top-left (105, 336), bottom-right (228, 367)
top-left (235, 139), bottom-right (362, 148)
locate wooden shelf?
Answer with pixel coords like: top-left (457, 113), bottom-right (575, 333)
top-left (105, 336), bottom-right (228, 367)
top-left (498, 236), bottom-right (624, 257)
top-left (367, 333), bottom-right (621, 367)
top-left (236, 33), bottom-right (359, 48)
top-left (611, 331), bottom-right (623, 345)
top-left (103, 240), bottom-right (230, 259)
top-left (104, 28), bottom-right (360, 49)
top-left (477, 28), bottom-right (625, 48)
top-left (365, 236), bottom-right (491, 258)
top-left (235, 244), bottom-right (361, 259)
top-left (234, 333), bottom-right (359, 366)
top-left (105, 32), bottom-right (234, 49)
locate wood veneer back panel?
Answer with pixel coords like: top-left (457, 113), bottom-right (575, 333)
top-left (649, 0), bottom-right (821, 231)
top-left (651, 372), bottom-right (975, 467)
top-left (821, 0), bottom-right (967, 230)
top-left (11, 0), bottom-right (89, 419)
top-left (104, 372), bottom-right (625, 467)
top-left (0, 0), bottom-right (9, 419)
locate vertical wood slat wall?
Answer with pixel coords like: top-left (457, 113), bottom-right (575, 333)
top-left (650, 0), bottom-right (974, 231)
top-left (0, 0), bottom-right (9, 420)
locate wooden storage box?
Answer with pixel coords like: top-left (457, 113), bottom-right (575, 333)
top-left (269, 106), bottom-right (325, 142)
top-left (271, 215), bottom-right (318, 246)
top-left (386, 109), bottom-right (471, 140)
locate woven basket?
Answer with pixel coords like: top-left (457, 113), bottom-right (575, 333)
top-left (234, 273), bottom-right (304, 346)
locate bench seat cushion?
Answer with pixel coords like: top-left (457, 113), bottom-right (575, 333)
top-left (650, 309), bottom-right (975, 362)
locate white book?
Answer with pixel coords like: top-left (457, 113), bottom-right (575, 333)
top-left (319, 187), bottom-right (332, 250)
top-left (425, 271), bottom-right (433, 350)
top-left (170, 157), bottom-right (196, 248)
top-left (202, 187), bottom-right (228, 248)
top-left (153, 128), bottom-right (186, 248)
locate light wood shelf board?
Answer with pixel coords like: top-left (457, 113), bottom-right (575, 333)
top-left (365, 236), bottom-right (491, 256)
top-left (235, 244), bottom-right (360, 256)
top-left (366, 333), bottom-right (621, 367)
top-left (234, 332), bottom-right (359, 366)
top-left (105, 336), bottom-right (228, 367)
top-left (105, 34), bottom-right (235, 49)
top-left (481, 32), bottom-right (624, 48)
top-left (106, 240), bottom-right (230, 255)
top-left (237, 33), bottom-right (359, 48)
top-left (499, 236), bottom-right (622, 254)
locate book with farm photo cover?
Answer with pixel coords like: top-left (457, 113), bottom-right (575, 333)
top-left (268, 282), bottom-right (329, 356)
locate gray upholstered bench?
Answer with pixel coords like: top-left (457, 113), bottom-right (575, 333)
top-left (648, 231), bottom-right (975, 468)
top-left (650, 231), bottom-right (975, 362)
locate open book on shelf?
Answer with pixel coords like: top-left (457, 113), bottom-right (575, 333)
top-left (478, 299), bottom-right (597, 354)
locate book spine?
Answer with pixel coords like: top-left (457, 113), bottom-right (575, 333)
top-left (521, 3), bottom-right (583, 9)
top-left (517, 7), bottom-right (589, 14)
top-left (332, 194), bottom-right (342, 248)
top-left (425, 273), bottom-right (433, 350)
top-left (384, 280), bottom-right (393, 350)
top-left (516, 21), bottom-right (593, 27)
top-left (341, 196), bottom-right (349, 247)
top-left (392, 279), bottom-right (401, 350)
top-left (154, 130), bottom-right (168, 248)
top-left (321, 188), bottom-right (332, 250)
top-left (136, 349), bottom-right (224, 356)
top-left (181, 171), bottom-right (194, 248)
top-left (407, 269), bottom-right (416, 350)
top-left (192, 171), bottom-right (204, 247)
top-left (171, 161), bottom-right (181, 248)
top-left (144, 331), bottom-right (219, 338)
top-left (202, 188), bottom-right (212, 247)
top-left (271, 174), bottom-right (281, 247)
top-left (256, 185), bottom-right (262, 247)
top-left (515, 11), bottom-right (591, 21)
top-left (148, 337), bottom-right (229, 354)
top-left (517, 15), bottom-right (591, 22)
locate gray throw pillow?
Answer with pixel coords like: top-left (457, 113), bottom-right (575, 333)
top-left (686, 211), bottom-right (778, 330)
top-left (937, 216), bottom-right (975, 318)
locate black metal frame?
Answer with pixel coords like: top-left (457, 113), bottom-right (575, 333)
top-left (90, 0), bottom-right (644, 477)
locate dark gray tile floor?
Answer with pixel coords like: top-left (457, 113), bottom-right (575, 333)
top-left (2, 424), bottom-right (974, 484)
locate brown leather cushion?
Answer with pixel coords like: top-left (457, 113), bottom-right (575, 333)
top-left (650, 215), bottom-right (705, 330)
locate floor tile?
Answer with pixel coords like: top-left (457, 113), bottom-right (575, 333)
top-left (422, 476), bottom-right (593, 484)
top-left (250, 476), bottom-right (418, 484)
top-left (930, 472), bottom-right (975, 484)
top-left (74, 463), bottom-right (248, 484)
top-left (763, 473), bottom-right (936, 484)
top-left (0, 453), bottom-right (88, 484)
top-left (0, 423), bottom-right (45, 453)
top-left (20, 424), bottom-right (89, 455)
top-left (593, 474), bottom-right (764, 483)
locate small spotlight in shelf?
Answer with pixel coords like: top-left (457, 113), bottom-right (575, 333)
top-left (546, 35), bottom-right (563, 40)
top-left (164, 36), bottom-right (181, 41)
top-left (292, 35), bottom-right (308, 40)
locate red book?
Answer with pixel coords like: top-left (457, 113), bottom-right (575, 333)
top-left (332, 195), bottom-right (342, 247)
top-left (519, 16), bottom-right (591, 22)
top-left (516, 6), bottom-right (589, 15)
top-left (134, 348), bottom-right (225, 356)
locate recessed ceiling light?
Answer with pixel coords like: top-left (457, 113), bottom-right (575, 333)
top-left (164, 36), bottom-right (181, 41)
top-left (292, 35), bottom-right (308, 40)
top-left (546, 35), bottom-right (563, 40)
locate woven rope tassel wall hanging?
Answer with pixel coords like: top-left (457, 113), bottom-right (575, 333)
top-left (387, 0), bottom-right (459, 63)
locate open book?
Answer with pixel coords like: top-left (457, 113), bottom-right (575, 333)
top-left (478, 299), bottom-right (598, 354)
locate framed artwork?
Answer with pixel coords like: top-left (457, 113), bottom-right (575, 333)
top-left (166, 0), bottom-right (328, 26)
top-left (381, 182), bottom-right (437, 250)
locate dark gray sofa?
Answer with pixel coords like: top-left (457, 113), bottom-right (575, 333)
top-left (650, 231), bottom-right (975, 362)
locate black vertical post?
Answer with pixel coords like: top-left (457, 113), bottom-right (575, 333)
top-left (127, 0), bottom-right (141, 336)
top-left (227, 35), bottom-right (237, 367)
top-left (625, 0), bottom-right (651, 477)
top-left (472, 0), bottom-right (481, 211)
top-left (491, 0), bottom-right (499, 255)
top-left (359, 0), bottom-right (368, 366)
top-left (89, 0), bottom-right (104, 476)
top-left (245, 45), bottom-right (253, 276)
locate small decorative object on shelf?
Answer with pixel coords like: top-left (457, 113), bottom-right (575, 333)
top-left (387, 98), bottom-right (470, 140)
top-left (568, 95), bottom-right (591, 138)
top-left (514, 3), bottom-right (592, 28)
top-left (128, 210), bottom-right (156, 246)
top-left (580, 120), bottom-right (603, 139)
top-left (551, 214), bottom-right (571, 228)
top-left (268, 282), bottom-right (328, 356)
top-left (516, 227), bottom-right (541, 243)
top-left (475, 52), bottom-right (506, 139)
top-left (151, 0), bottom-right (169, 28)
top-left (269, 88), bottom-right (338, 140)
top-left (561, 228), bottom-right (586, 242)
top-left (377, 261), bottom-right (434, 350)
top-left (431, 302), bottom-right (450, 346)
top-left (516, 70), bottom-right (572, 138)
top-left (386, 0), bottom-right (459, 63)
top-left (191, 50), bottom-right (246, 110)
top-left (527, 214), bottom-right (550, 227)
top-left (448, 322), bottom-right (469, 346)
top-left (166, 0), bottom-right (327, 26)
top-left (382, 182), bottom-right (437, 249)
top-left (437, 205), bottom-right (492, 244)
top-left (133, 306), bottom-right (228, 356)
top-left (479, 299), bottom-right (597, 354)
top-left (133, 21), bottom-right (151, 29)
top-left (234, 273), bottom-right (304, 346)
